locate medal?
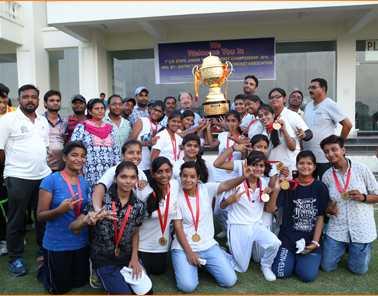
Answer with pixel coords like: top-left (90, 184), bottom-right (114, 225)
top-left (273, 122), bottom-right (281, 130)
top-left (74, 230), bottom-right (81, 235)
top-left (281, 180), bottom-right (290, 190)
top-left (159, 237), bottom-right (168, 246)
top-left (183, 187), bottom-right (200, 242)
top-left (283, 177), bottom-right (314, 191)
top-left (276, 162), bottom-right (284, 170)
top-left (332, 164), bottom-right (352, 201)
top-left (192, 233), bottom-right (201, 242)
top-left (261, 193), bottom-right (270, 202)
top-left (226, 170), bottom-right (232, 173)
top-left (153, 185), bottom-right (171, 247)
top-left (244, 178), bottom-right (262, 203)
top-left (112, 201), bottom-right (133, 258)
top-left (226, 132), bottom-right (240, 162)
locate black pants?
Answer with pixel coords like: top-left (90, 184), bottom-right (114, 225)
top-left (0, 164), bottom-right (7, 241)
top-left (5, 177), bottom-right (46, 262)
top-left (37, 246), bottom-right (90, 294)
top-left (138, 251), bottom-right (167, 275)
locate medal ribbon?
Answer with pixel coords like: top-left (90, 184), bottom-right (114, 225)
top-left (226, 132), bottom-right (240, 161)
top-left (7, 106), bottom-right (11, 113)
top-left (61, 170), bottom-right (82, 217)
top-left (286, 177), bottom-right (314, 191)
top-left (168, 131), bottom-right (177, 161)
top-left (112, 201), bottom-right (132, 250)
top-left (332, 166), bottom-right (352, 193)
top-left (266, 160), bottom-right (280, 164)
top-left (152, 184), bottom-right (171, 237)
top-left (240, 118), bottom-right (257, 137)
top-left (243, 178), bottom-right (262, 202)
top-left (183, 187), bottom-right (200, 233)
top-left (134, 177), bottom-right (139, 190)
top-left (267, 115), bottom-right (281, 132)
top-left (148, 117), bottom-right (158, 137)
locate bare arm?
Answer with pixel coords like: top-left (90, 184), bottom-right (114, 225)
top-left (264, 177), bottom-right (282, 213)
top-left (213, 146), bottom-right (235, 170)
top-left (173, 220), bottom-right (201, 266)
top-left (129, 227), bottom-right (145, 280)
top-left (92, 184), bottom-right (106, 211)
top-left (150, 148), bottom-right (161, 168)
top-left (206, 124), bottom-right (220, 149)
top-left (339, 117), bottom-right (353, 140)
top-left (217, 160), bottom-right (250, 194)
top-left (129, 118), bottom-right (143, 140)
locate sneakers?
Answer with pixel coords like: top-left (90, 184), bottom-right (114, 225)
top-left (37, 255), bottom-right (44, 269)
top-left (89, 259), bottom-right (103, 288)
top-left (0, 240), bottom-right (7, 255)
top-left (261, 266), bottom-right (276, 281)
top-left (8, 258), bottom-right (27, 276)
top-left (216, 230), bottom-right (227, 238)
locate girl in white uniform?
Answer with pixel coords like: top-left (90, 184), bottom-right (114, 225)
top-left (171, 161), bottom-right (249, 293)
top-left (172, 134), bottom-right (214, 186)
top-left (220, 151), bottom-right (281, 280)
top-left (136, 157), bottom-right (180, 275)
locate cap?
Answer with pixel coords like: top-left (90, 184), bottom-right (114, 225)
top-left (70, 94), bottom-right (86, 103)
top-left (120, 267), bottom-right (152, 295)
top-left (135, 86), bottom-right (149, 95)
top-left (122, 97), bottom-right (136, 105)
top-left (147, 100), bottom-right (156, 106)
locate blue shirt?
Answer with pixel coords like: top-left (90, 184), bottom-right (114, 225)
top-left (40, 172), bottom-right (90, 251)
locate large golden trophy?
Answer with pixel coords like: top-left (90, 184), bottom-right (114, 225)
top-left (192, 53), bottom-right (233, 118)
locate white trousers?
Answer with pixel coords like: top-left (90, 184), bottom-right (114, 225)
top-left (227, 223), bottom-right (281, 273)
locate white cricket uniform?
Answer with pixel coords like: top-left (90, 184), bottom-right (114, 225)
top-left (172, 158), bottom-right (214, 186)
top-left (153, 129), bottom-right (183, 166)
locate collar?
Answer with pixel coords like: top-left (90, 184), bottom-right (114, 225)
top-left (16, 107), bottom-right (40, 120)
top-left (43, 112), bottom-right (63, 126)
top-left (276, 107), bottom-right (288, 118)
top-left (109, 183), bottom-right (136, 206)
top-left (332, 158), bottom-right (351, 173)
top-left (134, 105), bottom-right (148, 112)
top-left (103, 114), bottom-right (125, 124)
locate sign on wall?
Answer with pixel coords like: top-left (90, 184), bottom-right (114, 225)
top-left (365, 40), bottom-right (378, 61)
top-left (154, 37), bottom-right (275, 84)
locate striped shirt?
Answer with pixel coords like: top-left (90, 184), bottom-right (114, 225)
top-left (129, 105), bottom-right (149, 125)
top-left (67, 115), bottom-right (87, 141)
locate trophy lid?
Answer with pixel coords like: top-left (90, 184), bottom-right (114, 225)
top-left (201, 53), bottom-right (222, 68)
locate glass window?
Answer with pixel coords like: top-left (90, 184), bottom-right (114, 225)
top-left (0, 53), bottom-right (18, 106)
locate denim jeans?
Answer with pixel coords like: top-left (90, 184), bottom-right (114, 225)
top-left (320, 234), bottom-right (373, 275)
top-left (171, 244), bottom-right (237, 293)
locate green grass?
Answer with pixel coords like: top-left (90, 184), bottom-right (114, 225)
top-left (1, 209), bottom-right (378, 295)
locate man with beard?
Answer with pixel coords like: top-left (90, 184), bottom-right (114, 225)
top-left (287, 90), bottom-right (304, 119)
top-left (0, 84), bottom-right (50, 276)
top-left (129, 86), bottom-right (149, 125)
top-left (160, 96), bottom-right (177, 127)
top-left (42, 90), bottom-right (68, 172)
top-left (67, 94), bottom-right (87, 141)
top-left (103, 94), bottom-right (131, 156)
top-left (121, 97), bottom-right (136, 124)
top-left (231, 75), bottom-right (259, 110)
top-left (178, 92), bottom-right (201, 124)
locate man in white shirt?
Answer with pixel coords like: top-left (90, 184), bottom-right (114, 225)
top-left (0, 84), bottom-right (51, 276)
top-left (303, 78), bottom-right (353, 180)
top-left (287, 90), bottom-right (304, 119)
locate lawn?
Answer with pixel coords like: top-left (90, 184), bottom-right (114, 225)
top-left (1, 210), bottom-right (378, 295)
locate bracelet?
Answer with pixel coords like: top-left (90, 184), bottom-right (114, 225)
top-left (287, 138), bottom-right (295, 145)
top-left (82, 216), bottom-right (89, 226)
top-left (362, 194), bottom-right (367, 202)
top-left (311, 240), bottom-right (320, 248)
top-left (232, 146), bottom-right (235, 152)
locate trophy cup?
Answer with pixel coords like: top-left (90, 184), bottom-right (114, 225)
top-left (192, 53), bottom-right (233, 118)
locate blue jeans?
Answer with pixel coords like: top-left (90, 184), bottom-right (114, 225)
top-left (320, 234), bottom-right (373, 275)
top-left (272, 246), bottom-right (322, 282)
top-left (171, 244), bottom-right (237, 293)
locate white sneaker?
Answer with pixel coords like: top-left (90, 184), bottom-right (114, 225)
top-left (0, 240), bottom-right (7, 255)
top-left (216, 230), bottom-right (227, 238)
top-left (261, 266), bottom-right (276, 281)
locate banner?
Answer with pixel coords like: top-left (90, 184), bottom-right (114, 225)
top-left (154, 37), bottom-right (275, 84)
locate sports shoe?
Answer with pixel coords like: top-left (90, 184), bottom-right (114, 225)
top-left (0, 240), bottom-right (7, 255)
top-left (261, 266), bottom-right (276, 281)
top-left (8, 258), bottom-right (27, 276)
top-left (216, 230), bottom-right (227, 238)
top-left (26, 224), bottom-right (34, 231)
top-left (37, 255), bottom-right (44, 269)
top-left (89, 259), bottom-right (103, 288)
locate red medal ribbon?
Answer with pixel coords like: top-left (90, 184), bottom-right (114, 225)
top-left (332, 166), bottom-right (352, 194)
top-left (7, 106), bottom-right (11, 113)
top-left (240, 118), bottom-right (257, 137)
top-left (267, 115), bottom-right (281, 132)
top-left (168, 131), bottom-right (177, 161)
top-left (266, 160), bottom-right (280, 164)
top-left (112, 201), bottom-right (133, 250)
top-left (61, 170), bottom-right (83, 217)
top-left (243, 178), bottom-right (262, 202)
top-left (226, 132), bottom-right (240, 161)
top-left (134, 177), bottom-right (139, 190)
top-left (286, 177), bottom-right (314, 191)
top-left (183, 187), bottom-right (200, 233)
top-left (148, 117), bottom-right (158, 137)
top-left (152, 184), bottom-right (171, 237)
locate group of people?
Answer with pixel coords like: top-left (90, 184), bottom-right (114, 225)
top-left (0, 75), bottom-right (377, 295)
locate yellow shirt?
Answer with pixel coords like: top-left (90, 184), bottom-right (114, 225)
top-left (0, 106), bottom-right (17, 118)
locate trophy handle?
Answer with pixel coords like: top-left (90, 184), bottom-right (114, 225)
top-left (226, 61), bottom-right (233, 77)
top-left (192, 65), bottom-right (199, 77)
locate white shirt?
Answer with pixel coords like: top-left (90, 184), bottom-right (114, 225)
top-left (234, 159), bottom-right (277, 182)
top-left (172, 158), bottom-right (214, 186)
top-left (322, 160), bottom-right (378, 244)
top-left (153, 129), bottom-right (183, 165)
top-left (240, 114), bottom-right (254, 132)
top-left (0, 108), bottom-right (51, 179)
top-left (303, 98), bottom-right (347, 163)
top-left (137, 179), bottom-right (180, 252)
top-left (247, 117), bottom-right (264, 139)
top-left (172, 183), bottom-right (220, 252)
top-left (213, 132), bottom-right (243, 182)
top-left (97, 164), bottom-right (147, 191)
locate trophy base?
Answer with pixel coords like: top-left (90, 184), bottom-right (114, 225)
top-left (203, 100), bottom-right (230, 119)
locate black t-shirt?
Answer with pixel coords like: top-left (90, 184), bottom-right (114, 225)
top-left (276, 179), bottom-right (329, 254)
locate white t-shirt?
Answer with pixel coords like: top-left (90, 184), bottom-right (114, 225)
top-left (160, 115), bottom-right (168, 128)
top-left (247, 117), bottom-right (265, 139)
top-left (172, 158), bottom-right (214, 186)
top-left (0, 108), bottom-right (51, 179)
top-left (213, 132), bottom-right (243, 182)
top-left (172, 183), bottom-right (220, 252)
top-left (97, 164), bottom-right (147, 191)
top-left (135, 117), bottom-right (162, 171)
top-left (223, 177), bottom-right (269, 225)
top-left (303, 98), bottom-right (347, 163)
top-left (137, 179), bottom-right (180, 253)
top-left (153, 129), bottom-right (183, 165)
top-left (240, 114), bottom-right (254, 132)
top-left (233, 159), bottom-right (277, 182)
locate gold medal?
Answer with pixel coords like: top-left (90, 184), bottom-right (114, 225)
top-left (280, 180), bottom-right (290, 190)
top-left (226, 170), bottom-right (232, 173)
top-left (159, 237), bottom-right (167, 246)
top-left (74, 230), bottom-right (81, 235)
top-left (341, 191), bottom-right (349, 200)
top-left (273, 122), bottom-right (281, 130)
top-left (261, 193), bottom-right (270, 202)
top-left (276, 162), bottom-right (284, 170)
top-left (115, 246), bottom-right (120, 257)
top-left (192, 233), bottom-right (201, 242)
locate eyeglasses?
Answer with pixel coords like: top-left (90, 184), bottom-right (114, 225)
top-left (308, 86), bottom-right (321, 90)
top-left (110, 103), bottom-right (123, 107)
top-left (152, 107), bottom-right (164, 114)
top-left (269, 95), bottom-right (282, 100)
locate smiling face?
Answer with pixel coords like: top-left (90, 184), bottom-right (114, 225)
top-left (72, 99), bottom-right (87, 115)
top-left (296, 156), bottom-right (316, 178)
top-left (226, 114), bottom-right (240, 132)
top-left (63, 147), bottom-right (86, 172)
top-left (135, 91), bottom-right (149, 108)
top-left (183, 140), bottom-right (200, 159)
top-left (178, 93), bottom-right (193, 110)
top-left (323, 143), bottom-right (346, 165)
top-left (165, 98), bottom-right (177, 113)
top-left (234, 99), bottom-right (246, 115)
top-left (152, 163), bottom-right (172, 187)
top-left (182, 116), bottom-right (195, 130)
top-left (269, 90), bottom-right (286, 110)
top-left (180, 167), bottom-right (200, 191)
top-left (123, 100), bottom-right (135, 116)
top-left (258, 108), bottom-right (274, 127)
top-left (249, 160), bottom-right (265, 179)
top-left (288, 92), bottom-right (303, 108)
top-left (122, 144), bottom-right (142, 166)
top-left (0, 96), bottom-right (7, 115)
top-left (251, 140), bottom-right (269, 156)
top-left (245, 99), bottom-right (260, 115)
top-left (150, 105), bottom-right (165, 122)
top-left (243, 78), bottom-right (258, 95)
top-left (168, 116), bottom-right (182, 133)
top-left (108, 96), bottom-right (123, 117)
top-left (115, 167), bottom-right (138, 193)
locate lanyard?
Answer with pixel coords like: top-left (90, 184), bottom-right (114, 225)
top-left (149, 117), bottom-right (158, 137)
top-left (183, 187), bottom-right (199, 233)
top-left (112, 201), bottom-right (133, 249)
top-left (168, 131), bottom-right (177, 161)
top-left (332, 166), bottom-right (352, 193)
top-left (226, 132), bottom-right (240, 161)
top-left (152, 184), bottom-right (171, 237)
top-left (61, 170), bottom-right (82, 217)
top-left (243, 178), bottom-right (262, 203)
top-left (134, 177), bottom-right (139, 190)
top-left (240, 118), bottom-right (257, 137)
top-left (287, 177), bottom-right (314, 190)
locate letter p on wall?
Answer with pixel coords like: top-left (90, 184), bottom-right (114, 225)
top-left (365, 40), bottom-right (378, 61)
